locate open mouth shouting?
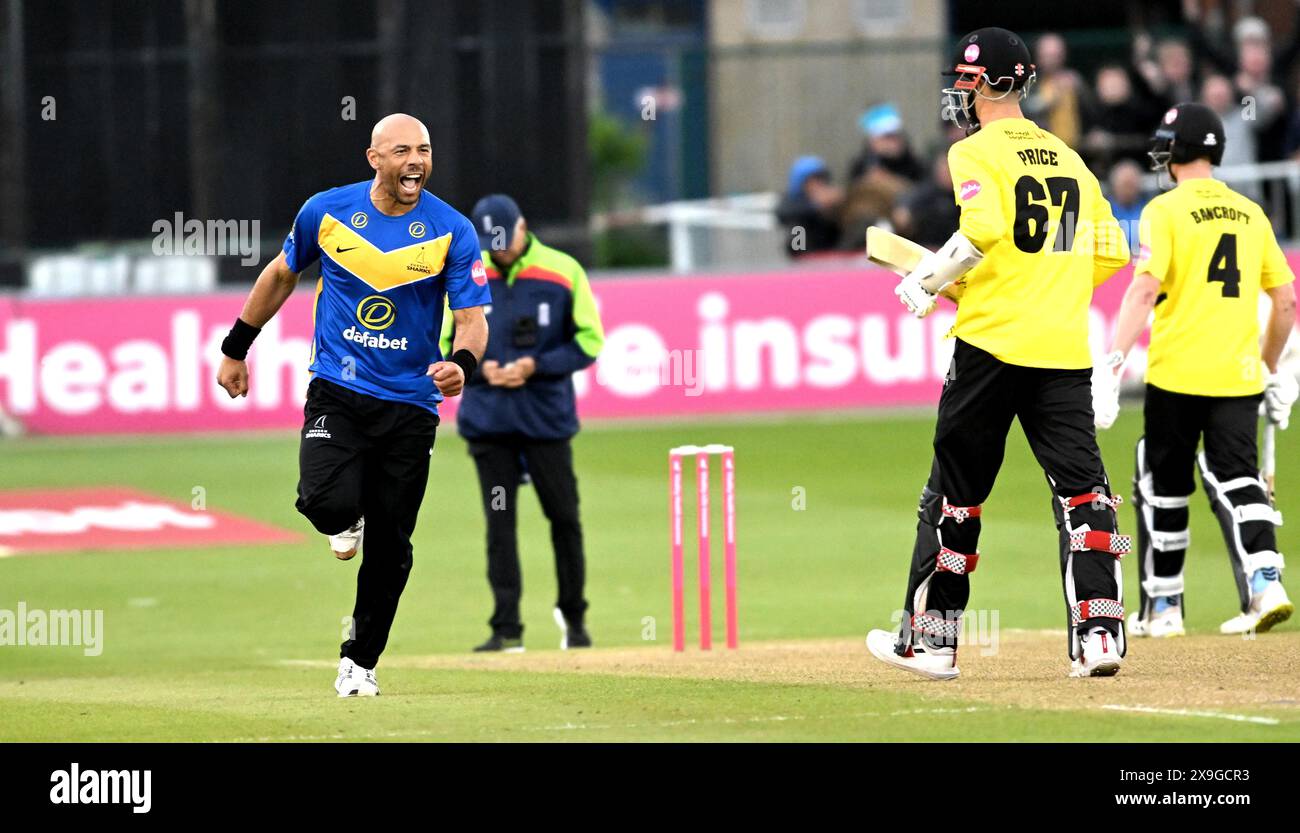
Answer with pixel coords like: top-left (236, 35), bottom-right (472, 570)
top-left (397, 170), bottom-right (424, 199)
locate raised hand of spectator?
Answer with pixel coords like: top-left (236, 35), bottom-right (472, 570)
top-left (1133, 32), bottom-right (1152, 63)
top-left (805, 178), bottom-right (845, 215)
top-left (1235, 73), bottom-right (1285, 125)
top-left (1132, 33), bottom-right (1164, 92)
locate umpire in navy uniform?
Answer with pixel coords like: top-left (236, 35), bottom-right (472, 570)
top-left (441, 194), bottom-right (606, 651)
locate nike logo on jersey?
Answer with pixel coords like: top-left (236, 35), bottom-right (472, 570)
top-left (319, 213), bottom-right (452, 291)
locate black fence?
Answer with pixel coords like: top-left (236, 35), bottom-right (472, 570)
top-left (0, 0), bottom-right (589, 280)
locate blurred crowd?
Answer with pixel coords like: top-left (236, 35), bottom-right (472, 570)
top-left (778, 3), bottom-right (1300, 258)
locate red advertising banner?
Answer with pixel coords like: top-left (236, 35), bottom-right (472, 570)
top-left (0, 259), bottom-right (1290, 435)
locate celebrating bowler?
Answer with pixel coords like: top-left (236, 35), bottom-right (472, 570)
top-left (216, 113), bottom-right (490, 697)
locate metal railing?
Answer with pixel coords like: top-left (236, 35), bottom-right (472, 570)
top-left (600, 160), bottom-right (1300, 273)
top-left (1140, 159), bottom-right (1300, 240)
top-left (592, 192), bottom-right (781, 273)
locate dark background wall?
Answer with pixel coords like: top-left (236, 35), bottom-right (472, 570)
top-left (0, 0), bottom-right (588, 261)
top-left (947, 0), bottom-right (1186, 33)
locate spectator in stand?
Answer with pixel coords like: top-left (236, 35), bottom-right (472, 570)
top-left (1201, 72), bottom-right (1258, 167)
top-left (941, 120), bottom-right (968, 146)
top-left (1283, 74), bottom-right (1300, 156)
top-left (1201, 73), bottom-right (1261, 200)
top-left (776, 156), bottom-right (844, 258)
top-left (848, 103), bottom-right (924, 183)
top-left (1106, 159), bottom-right (1149, 252)
top-left (891, 153), bottom-right (959, 250)
top-left (1082, 64), bottom-right (1161, 170)
top-left (1133, 36), bottom-right (1198, 108)
top-left (842, 103), bottom-right (923, 249)
top-left (1184, 1), bottom-right (1300, 162)
top-left (1024, 33), bottom-right (1087, 148)
top-left (1235, 30), bottom-right (1290, 160)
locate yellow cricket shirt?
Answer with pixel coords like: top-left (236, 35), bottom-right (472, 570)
top-left (1136, 177), bottom-right (1294, 396)
top-left (947, 117), bottom-right (1130, 369)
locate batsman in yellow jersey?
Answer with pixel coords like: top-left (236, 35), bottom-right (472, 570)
top-left (1097, 103), bottom-right (1298, 638)
top-left (867, 27), bottom-right (1132, 681)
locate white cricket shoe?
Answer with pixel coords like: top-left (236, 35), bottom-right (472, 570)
top-left (1070, 628), bottom-right (1122, 678)
top-left (1220, 582), bottom-right (1294, 634)
top-left (334, 657), bottom-right (355, 695)
top-left (1147, 603), bottom-right (1185, 638)
top-left (334, 657), bottom-right (380, 697)
top-left (1128, 600), bottom-right (1185, 638)
top-left (866, 629), bottom-right (959, 681)
top-left (329, 517), bottom-right (364, 561)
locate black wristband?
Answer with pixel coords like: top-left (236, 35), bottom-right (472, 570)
top-left (221, 318), bottom-right (262, 361)
top-left (449, 349), bottom-right (478, 380)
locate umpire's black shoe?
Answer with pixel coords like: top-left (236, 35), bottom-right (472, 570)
top-left (564, 627), bottom-right (592, 649)
top-left (553, 607), bottom-right (592, 650)
top-left (472, 635), bottom-right (525, 653)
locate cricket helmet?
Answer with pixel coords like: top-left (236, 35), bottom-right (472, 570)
top-left (1149, 103), bottom-right (1226, 175)
top-left (942, 27), bottom-right (1036, 133)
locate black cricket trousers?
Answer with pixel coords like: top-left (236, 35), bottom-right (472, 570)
top-left (295, 378), bottom-right (438, 669)
top-left (900, 339), bottom-right (1125, 653)
top-left (468, 436), bottom-right (587, 638)
top-left (1138, 384), bottom-right (1272, 614)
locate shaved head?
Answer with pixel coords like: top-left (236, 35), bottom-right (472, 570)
top-left (370, 113), bottom-right (429, 150)
top-left (366, 112), bottom-right (432, 214)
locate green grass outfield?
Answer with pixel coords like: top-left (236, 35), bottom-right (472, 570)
top-left (1, 409), bottom-right (1297, 741)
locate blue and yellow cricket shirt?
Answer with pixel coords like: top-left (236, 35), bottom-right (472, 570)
top-left (283, 181), bottom-right (492, 413)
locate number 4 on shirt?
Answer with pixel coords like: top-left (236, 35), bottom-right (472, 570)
top-left (1207, 232), bottom-right (1241, 298)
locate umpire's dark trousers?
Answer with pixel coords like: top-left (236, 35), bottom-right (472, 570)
top-left (468, 436), bottom-right (587, 638)
top-left (295, 378), bottom-right (438, 669)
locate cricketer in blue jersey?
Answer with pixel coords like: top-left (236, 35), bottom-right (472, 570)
top-left (216, 114), bottom-right (489, 697)
top-left (283, 178), bottom-right (491, 411)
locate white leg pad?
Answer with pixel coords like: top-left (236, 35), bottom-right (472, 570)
top-left (1136, 471), bottom-right (1191, 508)
top-left (1217, 475), bottom-right (1268, 494)
top-left (1141, 574), bottom-right (1185, 598)
top-left (1243, 551), bottom-right (1286, 574)
top-left (1150, 529), bottom-right (1190, 551)
top-left (1234, 504), bottom-right (1283, 526)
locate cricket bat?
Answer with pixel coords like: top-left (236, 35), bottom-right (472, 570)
top-left (1263, 421), bottom-right (1277, 505)
top-left (865, 226), bottom-right (964, 303)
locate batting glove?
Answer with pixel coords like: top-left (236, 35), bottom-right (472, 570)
top-left (895, 275), bottom-right (937, 319)
top-left (1264, 370), bottom-right (1299, 430)
top-left (1091, 350), bottom-right (1125, 430)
